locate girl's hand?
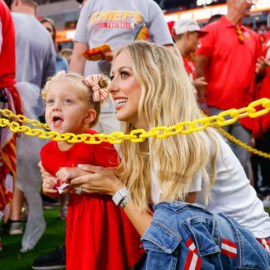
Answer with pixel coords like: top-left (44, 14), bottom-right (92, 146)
top-left (70, 164), bottom-right (123, 196)
top-left (38, 162), bottom-right (58, 196)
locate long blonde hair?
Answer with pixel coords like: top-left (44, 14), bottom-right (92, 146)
top-left (115, 41), bottom-right (218, 212)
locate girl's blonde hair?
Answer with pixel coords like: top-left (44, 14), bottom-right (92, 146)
top-left (41, 72), bottom-right (109, 127)
top-left (115, 41), bottom-right (218, 212)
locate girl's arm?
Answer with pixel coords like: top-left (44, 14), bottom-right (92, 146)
top-left (39, 162), bottom-right (58, 197)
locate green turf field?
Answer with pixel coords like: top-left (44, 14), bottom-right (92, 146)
top-left (0, 208), bottom-right (66, 270)
top-left (1, 206), bottom-right (269, 270)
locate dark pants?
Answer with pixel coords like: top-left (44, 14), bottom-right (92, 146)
top-left (252, 128), bottom-right (270, 196)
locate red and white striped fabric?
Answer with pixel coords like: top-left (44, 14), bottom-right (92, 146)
top-left (184, 238), bottom-right (202, 270)
top-left (221, 238), bottom-right (237, 259)
top-left (84, 74), bottom-right (109, 102)
top-left (257, 238), bottom-right (270, 253)
top-left (186, 238), bottom-right (198, 254)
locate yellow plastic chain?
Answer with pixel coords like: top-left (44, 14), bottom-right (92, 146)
top-left (0, 98), bottom-right (270, 146)
top-left (217, 127), bottom-right (270, 159)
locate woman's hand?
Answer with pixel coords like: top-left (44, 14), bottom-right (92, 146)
top-left (70, 164), bottom-right (124, 196)
top-left (38, 162), bottom-right (58, 196)
top-left (56, 167), bottom-right (86, 183)
top-left (71, 164), bottom-right (153, 236)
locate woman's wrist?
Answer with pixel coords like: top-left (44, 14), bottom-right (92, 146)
top-left (111, 180), bottom-right (125, 195)
top-left (119, 194), bottom-right (133, 209)
top-left (112, 186), bottom-right (134, 209)
top-left (112, 187), bottom-right (129, 205)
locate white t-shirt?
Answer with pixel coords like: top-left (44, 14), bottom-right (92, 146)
top-left (151, 164), bottom-right (201, 205)
top-left (74, 0), bottom-right (173, 77)
top-left (151, 133), bottom-right (270, 238)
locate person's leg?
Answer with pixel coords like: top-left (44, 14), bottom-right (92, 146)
top-left (208, 107), bottom-right (252, 179)
top-left (10, 185), bottom-right (24, 221)
top-left (255, 128), bottom-right (270, 207)
top-left (59, 193), bottom-right (68, 220)
top-left (9, 184), bottom-right (24, 235)
top-left (259, 128), bottom-right (270, 193)
top-left (229, 121), bottom-right (252, 179)
top-left (251, 138), bottom-right (262, 193)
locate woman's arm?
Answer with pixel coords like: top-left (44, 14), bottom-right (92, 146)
top-left (70, 164), bottom-right (153, 236)
top-left (69, 41), bottom-right (87, 74)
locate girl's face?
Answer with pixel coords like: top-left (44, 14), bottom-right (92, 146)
top-left (45, 80), bottom-right (96, 134)
top-left (109, 51), bottom-right (145, 129)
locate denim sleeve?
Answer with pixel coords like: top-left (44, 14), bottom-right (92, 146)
top-left (140, 202), bottom-right (270, 270)
top-left (141, 217), bottom-right (223, 270)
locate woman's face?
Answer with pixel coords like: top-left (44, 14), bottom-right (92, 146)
top-left (42, 21), bottom-right (54, 40)
top-left (109, 51), bottom-right (145, 129)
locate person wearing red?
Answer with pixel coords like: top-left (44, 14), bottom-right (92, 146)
top-left (0, 0), bottom-right (22, 229)
top-left (173, 19), bottom-right (207, 97)
top-left (195, 0), bottom-right (267, 178)
top-left (251, 31), bottom-right (270, 204)
top-left (40, 72), bottom-right (144, 270)
top-left (257, 31), bottom-right (270, 136)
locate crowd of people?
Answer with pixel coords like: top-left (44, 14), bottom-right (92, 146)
top-left (0, 0), bottom-right (270, 269)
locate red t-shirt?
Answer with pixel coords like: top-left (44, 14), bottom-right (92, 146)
top-left (183, 56), bottom-right (195, 81)
top-left (196, 16), bottom-right (262, 110)
top-left (40, 130), bottom-right (144, 269)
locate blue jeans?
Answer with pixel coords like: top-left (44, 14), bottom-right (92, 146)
top-left (139, 202), bottom-right (270, 270)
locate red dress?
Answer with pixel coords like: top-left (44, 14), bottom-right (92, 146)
top-left (40, 130), bottom-right (144, 270)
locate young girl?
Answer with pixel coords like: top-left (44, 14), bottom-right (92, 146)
top-left (40, 72), bottom-right (144, 270)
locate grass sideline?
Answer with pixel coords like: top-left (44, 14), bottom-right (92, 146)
top-left (0, 208), bottom-right (66, 270)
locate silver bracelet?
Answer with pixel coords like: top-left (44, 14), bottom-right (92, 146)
top-left (119, 194), bottom-right (133, 209)
top-left (112, 187), bottom-right (129, 206)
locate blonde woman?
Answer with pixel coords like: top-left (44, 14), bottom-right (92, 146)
top-left (41, 42), bottom-right (270, 269)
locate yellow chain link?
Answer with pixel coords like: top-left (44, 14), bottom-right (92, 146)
top-left (1, 98), bottom-right (270, 152)
top-left (0, 108), bottom-right (49, 130)
top-left (217, 127), bottom-right (270, 159)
